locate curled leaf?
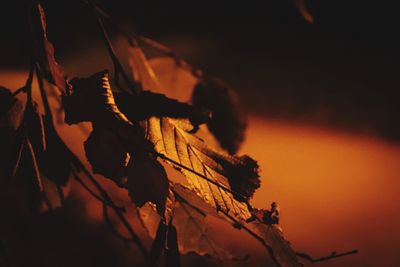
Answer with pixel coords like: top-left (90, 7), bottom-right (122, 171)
top-left (192, 77), bottom-right (247, 154)
top-left (127, 152), bottom-right (170, 216)
top-left (63, 70), bottom-right (131, 126)
top-left (84, 127), bottom-right (129, 184)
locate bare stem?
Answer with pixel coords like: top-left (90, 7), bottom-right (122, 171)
top-left (296, 250), bottom-right (358, 263)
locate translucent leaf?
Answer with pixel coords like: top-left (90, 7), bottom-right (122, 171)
top-left (129, 45), bottom-right (162, 92)
top-left (172, 184), bottom-right (231, 259)
top-left (148, 57), bottom-right (198, 101)
top-left (192, 77), bottom-right (247, 155)
top-left (129, 45), bottom-right (247, 154)
top-left (246, 222), bottom-right (302, 267)
top-left (138, 184), bottom-right (234, 260)
top-left (140, 116), bottom-right (258, 220)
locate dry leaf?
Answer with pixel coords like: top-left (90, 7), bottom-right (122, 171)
top-left (140, 116), bottom-right (258, 220)
top-left (138, 184), bottom-right (234, 260)
top-left (127, 152), bottom-right (170, 216)
top-left (172, 184), bottom-right (233, 259)
top-left (148, 57), bottom-right (198, 101)
top-left (84, 127), bottom-right (129, 184)
top-left (63, 70), bottom-right (131, 126)
top-left (246, 222), bottom-right (302, 267)
top-left (192, 77), bottom-right (247, 154)
top-left (129, 45), bottom-right (162, 92)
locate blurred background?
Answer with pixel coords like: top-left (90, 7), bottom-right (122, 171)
top-left (1, 1), bottom-right (399, 266)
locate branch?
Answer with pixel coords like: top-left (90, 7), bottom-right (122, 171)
top-left (296, 249), bottom-right (358, 263)
top-left (88, 0), bottom-right (139, 94)
top-left (217, 207), bottom-right (282, 267)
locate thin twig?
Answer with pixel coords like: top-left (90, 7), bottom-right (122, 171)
top-left (12, 86), bottom-right (27, 97)
top-left (26, 137), bottom-right (53, 210)
top-left (82, 0), bottom-right (202, 78)
top-left (11, 138), bottom-right (26, 178)
top-left (103, 204), bottom-right (134, 243)
top-left (217, 207), bottom-right (282, 267)
top-left (67, 150), bottom-right (150, 262)
top-left (296, 250), bottom-right (358, 263)
top-left (88, 0), bottom-right (139, 94)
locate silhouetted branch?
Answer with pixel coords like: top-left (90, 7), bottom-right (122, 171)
top-left (296, 249), bottom-right (358, 263)
top-left (217, 206), bottom-right (282, 267)
top-left (103, 204), bottom-right (134, 243)
top-left (88, 0), bottom-right (139, 94)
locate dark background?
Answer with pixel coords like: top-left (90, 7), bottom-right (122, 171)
top-left (1, 1), bottom-right (399, 267)
top-left (1, 0), bottom-right (399, 141)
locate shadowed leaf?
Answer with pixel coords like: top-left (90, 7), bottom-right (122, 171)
top-left (165, 223), bottom-right (181, 267)
top-left (84, 127), bottom-right (129, 184)
top-left (127, 152), bottom-right (170, 216)
top-left (114, 91), bottom-right (209, 129)
top-left (192, 77), bottom-right (247, 155)
top-left (63, 70), bottom-right (131, 126)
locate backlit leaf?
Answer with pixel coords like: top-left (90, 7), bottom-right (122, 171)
top-left (140, 116), bottom-right (258, 220)
top-left (148, 57), bottom-right (198, 101)
top-left (246, 221), bottom-right (302, 267)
